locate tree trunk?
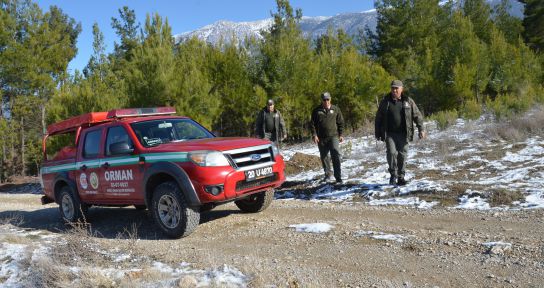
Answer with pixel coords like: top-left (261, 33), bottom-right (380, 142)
top-left (9, 129), bottom-right (15, 179)
top-left (0, 143), bottom-right (4, 183)
top-left (21, 116), bottom-right (25, 177)
top-left (41, 104), bottom-right (46, 136)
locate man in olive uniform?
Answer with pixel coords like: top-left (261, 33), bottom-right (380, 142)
top-left (375, 80), bottom-right (426, 186)
top-left (255, 99), bottom-right (287, 145)
top-left (311, 92), bottom-right (344, 183)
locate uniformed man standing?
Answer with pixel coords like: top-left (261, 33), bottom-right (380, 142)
top-left (255, 99), bottom-right (287, 145)
top-left (311, 92), bottom-right (344, 183)
top-left (375, 80), bottom-right (426, 186)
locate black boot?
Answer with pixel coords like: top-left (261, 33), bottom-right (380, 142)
top-left (397, 177), bottom-right (408, 186)
top-left (389, 176), bottom-right (397, 185)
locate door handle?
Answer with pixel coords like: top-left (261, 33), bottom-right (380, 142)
top-left (80, 164), bottom-right (87, 171)
top-left (102, 162), bottom-right (110, 169)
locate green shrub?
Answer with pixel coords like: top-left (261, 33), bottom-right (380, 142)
top-left (461, 99), bottom-right (482, 120)
top-left (534, 85), bottom-right (544, 103)
top-left (430, 109), bottom-right (458, 130)
top-left (489, 93), bottom-right (533, 120)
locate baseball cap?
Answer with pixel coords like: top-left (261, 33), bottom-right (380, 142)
top-left (267, 99), bottom-right (274, 106)
top-left (321, 92), bottom-right (331, 100)
top-left (391, 80), bottom-right (403, 88)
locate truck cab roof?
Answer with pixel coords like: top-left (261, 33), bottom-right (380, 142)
top-left (47, 107), bottom-right (177, 136)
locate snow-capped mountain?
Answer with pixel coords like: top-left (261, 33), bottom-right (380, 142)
top-left (174, 0), bottom-right (522, 45)
top-left (174, 10), bottom-right (376, 44)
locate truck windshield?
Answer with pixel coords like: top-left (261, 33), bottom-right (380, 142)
top-left (130, 118), bottom-right (214, 147)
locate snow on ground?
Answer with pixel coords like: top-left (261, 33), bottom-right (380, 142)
top-left (0, 225), bottom-right (248, 288)
top-left (455, 192), bottom-right (491, 210)
top-left (368, 197), bottom-right (438, 209)
top-left (289, 223), bottom-right (333, 233)
top-left (355, 231), bottom-right (409, 243)
top-left (278, 113), bottom-right (544, 211)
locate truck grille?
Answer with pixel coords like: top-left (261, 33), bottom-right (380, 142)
top-left (224, 145), bottom-right (274, 169)
top-left (235, 173), bottom-right (278, 191)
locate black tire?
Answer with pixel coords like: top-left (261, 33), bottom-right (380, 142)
top-left (235, 189), bottom-right (274, 213)
top-left (58, 186), bottom-right (88, 223)
top-left (134, 205), bottom-right (147, 210)
top-left (151, 181), bottom-right (200, 238)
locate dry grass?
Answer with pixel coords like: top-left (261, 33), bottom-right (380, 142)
top-left (0, 213), bottom-right (24, 226)
top-left (488, 189), bottom-right (525, 207)
top-left (22, 221), bottom-right (184, 288)
top-left (484, 106), bottom-right (544, 142)
top-left (431, 137), bottom-right (458, 161)
top-left (411, 189), bottom-right (464, 207)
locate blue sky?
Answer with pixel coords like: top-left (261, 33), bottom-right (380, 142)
top-left (35, 0), bottom-right (375, 73)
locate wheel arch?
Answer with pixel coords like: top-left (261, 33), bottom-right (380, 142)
top-left (143, 162), bottom-right (201, 208)
top-left (53, 173), bottom-right (79, 204)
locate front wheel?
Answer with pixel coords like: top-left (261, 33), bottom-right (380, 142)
top-left (235, 189), bottom-right (274, 213)
top-left (151, 181), bottom-right (200, 238)
top-left (58, 186), bottom-right (88, 223)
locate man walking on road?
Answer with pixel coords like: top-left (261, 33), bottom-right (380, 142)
top-left (311, 92), bottom-right (344, 184)
top-left (255, 99), bottom-right (287, 146)
top-left (375, 80), bottom-right (426, 186)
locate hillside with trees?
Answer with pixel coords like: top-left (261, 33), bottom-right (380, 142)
top-left (0, 0), bottom-right (543, 182)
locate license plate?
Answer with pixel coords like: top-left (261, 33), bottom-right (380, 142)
top-left (245, 166), bottom-right (273, 181)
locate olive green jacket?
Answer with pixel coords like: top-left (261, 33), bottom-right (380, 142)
top-left (375, 93), bottom-right (424, 142)
top-left (255, 108), bottom-right (287, 140)
top-left (311, 104), bottom-right (344, 139)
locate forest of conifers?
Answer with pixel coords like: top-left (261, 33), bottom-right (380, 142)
top-left (0, 0), bottom-right (543, 181)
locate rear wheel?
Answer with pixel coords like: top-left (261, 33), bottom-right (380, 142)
top-left (58, 186), bottom-right (88, 223)
top-left (151, 181), bottom-right (200, 238)
top-left (235, 189), bottom-right (274, 213)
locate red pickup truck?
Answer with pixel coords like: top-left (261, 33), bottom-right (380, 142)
top-left (40, 107), bottom-right (285, 238)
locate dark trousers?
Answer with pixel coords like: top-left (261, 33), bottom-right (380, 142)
top-left (385, 132), bottom-right (408, 178)
top-left (263, 132), bottom-right (278, 145)
top-left (318, 136), bottom-right (342, 181)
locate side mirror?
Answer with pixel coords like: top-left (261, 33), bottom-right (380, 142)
top-left (109, 141), bottom-right (134, 155)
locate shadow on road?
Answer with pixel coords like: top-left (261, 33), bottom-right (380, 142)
top-left (0, 204), bottom-right (241, 240)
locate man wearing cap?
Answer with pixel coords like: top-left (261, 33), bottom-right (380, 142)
top-left (375, 80), bottom-right (426, 186)
top-left (255, 99), bottom-right (287, 145)
top-left (311, 92), bottom-right (345, 183)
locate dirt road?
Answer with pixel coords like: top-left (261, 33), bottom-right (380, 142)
top-left (1, 192), bottom-right (543, 287)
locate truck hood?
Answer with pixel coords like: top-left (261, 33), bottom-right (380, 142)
top-left (143, 137), bottom-right (272, 153)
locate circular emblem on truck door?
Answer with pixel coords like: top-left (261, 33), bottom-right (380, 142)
top-left (250, 154), bottom-right (262, 161)
top-left (89, 172), bottom-right (99, 190)
top-left (79, 173), bottom-right (88, 189)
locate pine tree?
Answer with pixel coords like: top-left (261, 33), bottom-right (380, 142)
top-left (371, 0), bottom-right (441, 79)
top-left (111, 6), bottom-right (140, 62)
top-left (126, 13), bottom-right (175, 108)
top-left (1, 0), bottom-right (79, 177)
top-left (436, 11), bottom-right (489, 109)
top-left (172, 37), bottom-right (220, 129)
top-left (258, 0), bottom-right (317, 138)
top-left (462, 0), bottom-right (493, 43)
top-left (493, 0), bottom-right (524, 44)
top-left (209, 42), bottom-right (257, 136)
top-left (520, 0), bottom-right (544, 52)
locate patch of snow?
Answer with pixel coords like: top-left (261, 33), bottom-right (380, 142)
top-left (355, 231), bottom-right (408, 242)
top-left (455, 193), bottom-right (490, 210)
top-left (368, 197), bottom-right (438, 209)
top-left (520, 191), bottom-right (544, 209)
top-left (0, 243), bottom-right (28, 286)
top-left (289, 223), bottom-right (333, 233)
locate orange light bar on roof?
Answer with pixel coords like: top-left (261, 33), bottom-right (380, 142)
top-left (107, 107), bottom-right (176, 119)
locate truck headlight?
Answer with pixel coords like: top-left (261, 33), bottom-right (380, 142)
top-left (188, 151), bottom-right (230, 167)
top-left (271, 143), bottom-right (280, 158)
